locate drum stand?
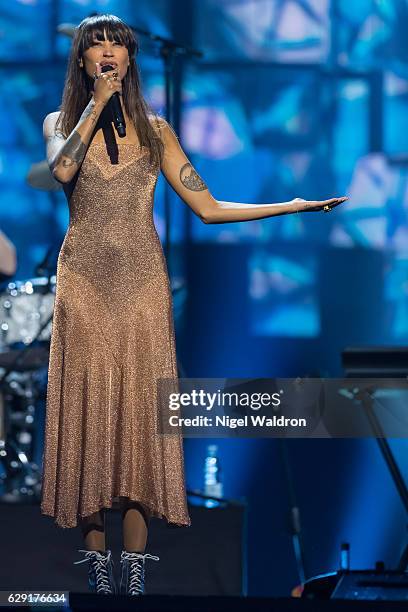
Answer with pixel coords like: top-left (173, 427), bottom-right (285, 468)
top-left (0, 310), bottom-right (52, 503)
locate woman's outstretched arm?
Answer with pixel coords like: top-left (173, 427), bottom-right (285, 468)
top-left (156, 118), bottom-right (348, 224)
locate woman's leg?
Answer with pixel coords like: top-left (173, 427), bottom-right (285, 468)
top-left (121, 500), bottom-right (151, 552)
top-left (76, 509), bottom-right (116, 595)
top-left (79, 509), bottom-right (106, 551)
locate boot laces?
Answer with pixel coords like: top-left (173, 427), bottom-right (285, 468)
top-left (121, 551), bottom-right (159, 595)
top-left (74, 549), bottom-right (113, 593)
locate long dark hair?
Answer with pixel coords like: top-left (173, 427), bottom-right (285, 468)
top-left (56, 14), bottom-right (164, 167)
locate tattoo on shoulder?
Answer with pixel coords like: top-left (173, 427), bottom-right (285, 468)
top-left (179, 162), bottom-right (207, 192)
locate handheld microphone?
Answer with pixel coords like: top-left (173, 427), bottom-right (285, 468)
top-left (101, 63), bottom-right (126, 138)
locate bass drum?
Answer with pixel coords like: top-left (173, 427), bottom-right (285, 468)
top-left (0, 276), bottom-right (56, 350)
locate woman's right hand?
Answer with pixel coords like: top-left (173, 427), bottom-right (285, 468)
top-left (93, 62), bottom-right (123, 106)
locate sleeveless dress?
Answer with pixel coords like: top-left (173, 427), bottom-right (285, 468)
top-left (40, 138), bottom-right (191, 529)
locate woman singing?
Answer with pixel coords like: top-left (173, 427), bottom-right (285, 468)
top-left (41, 13), bottom-right (347, 596)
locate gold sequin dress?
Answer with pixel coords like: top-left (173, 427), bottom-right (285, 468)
top-left (40, 140), bottom-right (191, 529)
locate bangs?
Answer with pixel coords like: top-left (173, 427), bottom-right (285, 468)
top-left (78, 15), bottom-right (137, 55)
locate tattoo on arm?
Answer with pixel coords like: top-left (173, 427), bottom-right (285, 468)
top-left (47, 99), bottom-right (100, 176)
top-left (179, 162), bottom-right (208, 192)
top-left (79, 99), bottom-right (99, 125)
top-left (59, 131), bottom-right (87, 168)
top-left (58, 100), bottom-right (99, 167)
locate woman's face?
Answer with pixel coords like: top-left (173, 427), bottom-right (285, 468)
top-left (81, 29), bottom-right (130, 81)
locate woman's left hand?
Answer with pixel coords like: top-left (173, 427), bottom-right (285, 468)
top-left (293, 196), bottom-right (349, 213)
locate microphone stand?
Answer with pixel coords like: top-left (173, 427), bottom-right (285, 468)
top-left (129, 25), bottom-right (203, 271)
top-left (278, 438), bottom-right (308, 586)
top-left (124, 27), bottom-right (203, 382)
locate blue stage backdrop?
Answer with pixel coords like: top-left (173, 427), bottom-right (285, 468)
top-left (1, 0), bottom-right (408, 598)
top-left (1, 0), bottom-right (407, 341)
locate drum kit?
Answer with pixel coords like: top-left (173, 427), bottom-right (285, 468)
top-left (0, 273), bottom-right (56, 503)
top-left (1, 127), bottom-right (60, 503)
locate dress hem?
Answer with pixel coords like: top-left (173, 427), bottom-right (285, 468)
top-left (40, 494), bottom-right (192, 530)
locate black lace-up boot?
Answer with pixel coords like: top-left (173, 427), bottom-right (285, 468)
top-left (119, 550), bottom-right (160, 595)
top-left (74, 549), bottom-right (117, 594)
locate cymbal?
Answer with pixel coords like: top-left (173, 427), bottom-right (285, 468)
top-left (26, 160), bottom-right (62, 192)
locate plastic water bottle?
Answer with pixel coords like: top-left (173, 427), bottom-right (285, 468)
top-left (340, 542), bottom-right (350, 570)
top-left (203, 444), bottom-right (223, 508)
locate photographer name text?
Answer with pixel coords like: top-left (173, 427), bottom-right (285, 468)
top-left (168, 415), bottom-right (307, 428)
